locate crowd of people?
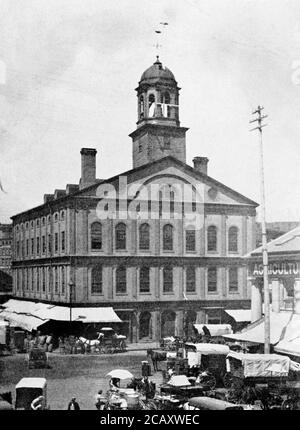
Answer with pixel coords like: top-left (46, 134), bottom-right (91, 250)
top-left (24, 331), bottom-right (54, 353)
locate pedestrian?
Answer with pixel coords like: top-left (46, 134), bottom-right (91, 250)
top-left (67, 397), bottom-right (80, 410)
top-left (95, 390), bottom-right (105, 410)
top-left (109, 377), bottom-right (120, 391)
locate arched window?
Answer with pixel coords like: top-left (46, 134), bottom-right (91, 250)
top-left (139, 223), bottom-right (150, 250)
top-left (148, 94), bottom-right (155, 117)
top-left (186, 266), bottom-right (196, 292)
top-left (140, 267), bottom-right (150, 293)
top-left (115, 223), bottom-right (126, 250)
top-left (228, 226), bottom-right (238, 252)
top-left (208, 267), bottom-right (217, 292)
top-left (139, 95), bottom-right (144, 118)
top-left (229, 267), bottom-right (238, 292)
top-left (163, 266), bottom-right (173, 292)
top-left (92, 266), bottom-right (102, 294)
top-left (91, 222), bottom-right (102, 250)
top-left (116, 266), bottom-right (126, 294)
top-left (163, 224), bottom-right (173, 251)
top-left (207, 225), bottom-right (217, 252)
top-left (164, 92), bottom-right (170, 104)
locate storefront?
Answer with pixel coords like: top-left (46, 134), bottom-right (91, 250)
top-left (247, 226), bottom-right (300, 321)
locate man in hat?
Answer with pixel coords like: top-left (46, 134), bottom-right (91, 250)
top-left (67, 397), bottom-right (80, 410)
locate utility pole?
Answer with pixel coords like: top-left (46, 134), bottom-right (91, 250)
top-left (69, 280), bottom-right (74, 325)
top-left (250, 105), bottom-right (270, 353)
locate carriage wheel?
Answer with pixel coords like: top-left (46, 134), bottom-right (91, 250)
top-left (201, 373), bottom-right (216, 390)
top-left (223, 372), bottom-right (233, 389)
top-left (281, 398), bottom-right (296, 410)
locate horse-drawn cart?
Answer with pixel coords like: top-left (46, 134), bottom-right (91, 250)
top-left (224, 352), bottom-right (300, 408)
top-left (184, 343), bottom-right (230, 389)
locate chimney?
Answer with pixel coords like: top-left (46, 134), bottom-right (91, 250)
top-left (80, 148), bottom-right (97, 190)
top-left (193, 157), bottom-right (209, 175)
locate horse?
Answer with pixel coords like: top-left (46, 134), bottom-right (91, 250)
top-left (147, 349), bottom-right (167, 372)
top-left (78, 336), bottom-right (101, 353)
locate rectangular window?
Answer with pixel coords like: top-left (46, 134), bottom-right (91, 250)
top-left (25, 269), bottom-right (28, 290)
top-left (186, 267), bottom-right (196, 292)
top-left (140, 267), bottom-right (150, 293)
top-left (116, 267), bottom-right (127, 294)
top-left (54, 267), bottom-right (59, 293)
top-left (36, 237), bottom-right (40, 254)
top-left (26, 239), bottom-right (29, 256)
top-left (61, 231), bottom-right (65, 252)
top-left (208, 267), bottom-right (217, 292)
top-left (229, 267), bottom-right (238, 292)
top-left (186, 230), bottom-right (196, 252)
top-left (37, 269), bottom-right (40, 292)
top-left (31, 268), bottom-right (34, 290)
top-left (92, 267), bottom-right (103, 294)
top-left (31, 238), bottom-right (34, 256)
top-left (16, 241), bottom-right (19, 257)
top-left (55, 233), bottom-right (58, 253)
top-left (42, 268), bottom-right (46, 292)
top-left (163, 267), bottom-right (173, 293)
top-left (42, 235), bottom-right (46, 254)
top-left (61, 267), bottom-right (65, 295)
top-left (48, 234), bottom-right (51, 253)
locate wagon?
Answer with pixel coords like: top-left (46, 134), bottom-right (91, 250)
top-left (160, 374), bottom-right (206, 403)
top-left (184, 342), bottom-right (230, 389)
top-left (225, 352), bottom-right (292, 387)
top-left (26, 347), bottom-right (49, 369)
top-left (224, 352), bottom-right (300, 408)
top-left (98, 328), bottom-right (127, 354)
top-left (15, 378), bottom-right (48, 410)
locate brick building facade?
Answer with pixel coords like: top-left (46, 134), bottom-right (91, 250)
top-left (11, 58), bottom-right (258, 341)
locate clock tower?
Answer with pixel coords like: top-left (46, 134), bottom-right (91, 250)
top-left (129, 56), bottom-right (188, 169)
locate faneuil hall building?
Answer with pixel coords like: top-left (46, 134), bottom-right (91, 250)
top-left (11, 57), bottom-right (258, 342)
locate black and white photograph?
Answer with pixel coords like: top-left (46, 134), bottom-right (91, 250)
top-left (0, 0), bottom-right (300, 414)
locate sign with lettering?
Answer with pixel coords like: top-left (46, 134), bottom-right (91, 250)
top-left (252, 262), bottom-right (300, 277)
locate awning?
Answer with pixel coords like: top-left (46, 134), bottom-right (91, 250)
top-left (223, 311), bottom-right (292, 344)
top-left (225, 310), bottom-right (251, 323)
top-left (0, 310), bottom-right (48, 332)
top-left (2, 299), bottom-right (122, 324)
top-left (274, 313), bottom-right (300, 357)
top-left (193, 324), bottom-right (232, 337)
top-left (185, 342), bottom-right (230, 355)
top-left (226, 352), bottom-right (291, 378)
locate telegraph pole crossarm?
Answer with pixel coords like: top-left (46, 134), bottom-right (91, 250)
top-left (250, 105), bottom-right (270, 354)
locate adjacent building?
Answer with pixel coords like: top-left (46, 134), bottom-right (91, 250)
top-left (226, 226), bottom-right (300, 359)
top-left (11, 57), bottom-right (258, 342)
top-left (0, 223), bottom-right (12, 275)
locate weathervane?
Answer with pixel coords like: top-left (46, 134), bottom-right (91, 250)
top-left (153, 22), bottom-right (169, 56)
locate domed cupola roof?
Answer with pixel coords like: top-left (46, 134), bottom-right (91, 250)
top-left (139, 56), bottom-right (177, 85)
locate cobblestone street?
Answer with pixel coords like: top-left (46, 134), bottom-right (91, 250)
top-left (0, 350), bottom-right (163, 410)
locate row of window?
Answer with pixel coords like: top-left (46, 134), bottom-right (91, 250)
top-left (15, 212), bottom-right (65, 232)
top-left (0, 248), bottom-right (11, 255)
top-left (16, 232), bottom-right (65, 258)
top-left (91, 222), bottom-right (239, 253)
top-left (16, 266), bottom-right (66, 294)
top-left (91, 266), bottom-right (239, 295)
top-left (0, 240), bottom-right (12, 246)
top-left (0, 258), bottom-right (10, 266)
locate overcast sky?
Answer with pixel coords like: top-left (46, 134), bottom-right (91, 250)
top-left (0, 0), bottom-right (299, 223)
